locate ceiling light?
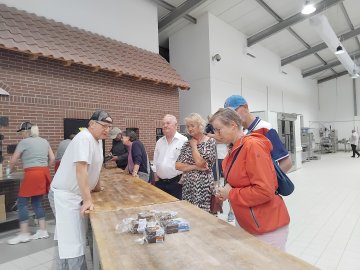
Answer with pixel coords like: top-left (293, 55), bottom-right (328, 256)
top-left (351, 72), bottom-right (359, 79)
top-left (335, 45), bottom-right (345, 55)
top-left (301, 1), bottom-right (316, 15)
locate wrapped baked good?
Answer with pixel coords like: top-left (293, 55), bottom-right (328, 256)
top-left (171, 218), bottom-right (190, 232)
top-left (138, 211), bottom-right (155, 221)
top-left (145, 226), bottom-right (165, 244)
top-left (163, 220), bottom-right (179, 234)
top-left (130, 220), bottom-right (139, 234)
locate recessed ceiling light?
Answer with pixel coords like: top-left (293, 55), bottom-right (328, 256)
top-left (301, 1), bottom-right (316, 15)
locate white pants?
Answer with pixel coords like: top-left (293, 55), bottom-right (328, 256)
top-left (256, 225), bottom-right (289, 251)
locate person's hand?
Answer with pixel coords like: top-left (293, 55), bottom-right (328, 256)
top-left (110, 156), bottom-right (118, 162)
top-left (196, 162), bottom-right (209, 172)
top-left (189, 138), bottom-right (198, 148)
top-left (132, 171), bottom-right (139, 178)
top-left (80, 200), bottom-right (94, 217)
top-left (217, 183), bottom-right (232, 201)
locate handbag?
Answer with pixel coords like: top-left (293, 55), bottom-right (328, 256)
top-left (209, 146), bottom-right (242, 214)
top-left (273, 160), bottom-right (295, 196)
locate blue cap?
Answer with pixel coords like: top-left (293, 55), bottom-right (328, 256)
top-left (224, 95), bottom-right (247, 110)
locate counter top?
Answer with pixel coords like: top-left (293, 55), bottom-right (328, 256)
top-left (0, 173), bottom-right (23, 183)
top-left (91, 168), bottom-right (177, 212)
top-left (90, 201), bottom-right (318, 270)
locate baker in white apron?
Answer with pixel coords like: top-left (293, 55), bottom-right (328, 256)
top-left (49, 110), bottom-right (112, 270)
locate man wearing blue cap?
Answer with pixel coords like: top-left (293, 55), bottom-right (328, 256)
top-left (224, 95), bottom-right (292, 173)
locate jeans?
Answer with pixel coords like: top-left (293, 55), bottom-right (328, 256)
top-left (18, 195), bottom-right (45, 223)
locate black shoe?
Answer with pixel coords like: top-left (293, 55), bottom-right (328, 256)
top-left (358, 155), bottom-right (360, 158)
top-left (351, 156), bottom-right (355, 158)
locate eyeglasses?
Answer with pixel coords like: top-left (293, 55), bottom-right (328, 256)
top-left (95, 121), bottom-right (113, 130)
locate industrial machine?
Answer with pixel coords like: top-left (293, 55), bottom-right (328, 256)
top-left (319, 128), bottom-right (338, 153)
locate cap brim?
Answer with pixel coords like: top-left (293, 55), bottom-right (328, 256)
top-left (16, 128), bottom-right (23, 132)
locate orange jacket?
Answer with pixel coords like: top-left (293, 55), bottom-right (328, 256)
top-left (223, 133), bottom-right (290, 235)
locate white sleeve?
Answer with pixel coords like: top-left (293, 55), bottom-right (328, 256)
top-left (72, 138), bottom-right (91, 164)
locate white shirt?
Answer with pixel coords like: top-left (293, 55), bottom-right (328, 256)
top-left (216, 144), bottom-right (228, 159)
top-left (51, 129), bottom-right (103, 195)
top-left (154, 131), bottom-right (187, 179)
top-left (350, 132), bottom-right (359, 145)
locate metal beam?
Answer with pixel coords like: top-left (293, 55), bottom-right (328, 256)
top-left (318, 70), bottom-right (348, 84)
top-left (255, 0), bottom-right (336, 75)
top-left (303, 51), bottom-right (360, 77)
top-left (340, 2), bottom-right (360, 50)
top-left (247, 0), bottom-right (344, 47)
top-left (151, 0), bottom-right (196, 24)
top-left (282, 27), bottom-right (360, 66)
top-left (158, 0), bottom-right (208, 32)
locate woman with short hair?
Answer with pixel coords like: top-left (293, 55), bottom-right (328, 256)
top-left (211, 108), bottom-right (290, 250)
top-left (8, 122), bottom-right (55, 245)
top-left (176, 113), bottom-right (216, 212)
top-left (121, 130), bottom-right (149, 181)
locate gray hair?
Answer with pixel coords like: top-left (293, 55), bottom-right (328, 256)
top-left (163, 114), bottom-right (177, 125)
top-left (210, 108), bottom-right (243, 130)
top-left (30, 125), bottom-right (39, 137)
top-left (184, 113), bottom-right (206, 133)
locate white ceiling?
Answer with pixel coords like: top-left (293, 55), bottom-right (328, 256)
top-left (156, 0), bottom-right (360, 82)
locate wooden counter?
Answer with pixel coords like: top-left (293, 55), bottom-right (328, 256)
top-left (91, 168), bottom-right (177, 212)
top-left (90, 200), bottom-right (318, 270)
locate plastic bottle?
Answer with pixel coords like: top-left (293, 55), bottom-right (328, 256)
top-left (5, 161), bottom-right (11, 177)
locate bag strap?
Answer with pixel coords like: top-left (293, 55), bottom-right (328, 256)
top-left (224, 145), bottom-right (243, 182)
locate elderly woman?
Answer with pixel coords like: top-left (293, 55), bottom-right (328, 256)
top-left (176, 113), bottom-right (216, 212)
top-left (211, 108), bottom-right (290, 250)
top-left (121, 130), bottom-right (149, 181)
top-left (8, 122), bottom-right (55, 245)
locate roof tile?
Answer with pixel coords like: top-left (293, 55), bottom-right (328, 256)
top-left (0, 4), bottom-right (189, 90)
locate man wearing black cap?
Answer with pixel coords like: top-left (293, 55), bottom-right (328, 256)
top-left (108, 127), bottom-right (128, 169)
top-left (224, 95), bottom-right (292, 173)
top-left (49, 110), bottom-right (112, 269)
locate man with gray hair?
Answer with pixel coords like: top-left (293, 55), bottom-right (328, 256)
top-left (154, 114), bottom-right (187, 199)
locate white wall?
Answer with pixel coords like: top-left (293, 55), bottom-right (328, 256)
top-left (317, 76), bottom-right (360, 140)
top-left (0, 0), bottom-right (159, 53)
top-left (169, 14), bottom-right (212, 122)
top-left (170, 12), bottom-right (318, 127)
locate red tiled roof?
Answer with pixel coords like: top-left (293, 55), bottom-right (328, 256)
top-left (0, 4), bottom-right (190, 90)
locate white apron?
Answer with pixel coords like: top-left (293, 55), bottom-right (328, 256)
top-left (53, 187), bottom-right (88, 259)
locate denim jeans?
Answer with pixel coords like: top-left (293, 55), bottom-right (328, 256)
top-left (18, 195), bottom-right (45, 223)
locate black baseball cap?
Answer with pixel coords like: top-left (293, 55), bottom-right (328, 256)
top-left (90, 110), bottom-right (112, 124)
top-left (17, 121), bottom-right (32, 132)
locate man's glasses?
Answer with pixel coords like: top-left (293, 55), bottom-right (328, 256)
top-left (95, 121), bottom-right (113, 130)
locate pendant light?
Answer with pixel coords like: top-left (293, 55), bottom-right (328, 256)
top-left (301, 1), bottom-right (316, 15)
top-left (335, 45), bottom-right (345, 55)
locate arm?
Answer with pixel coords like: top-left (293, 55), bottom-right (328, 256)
top-left (132, 164), bottom-right (140, 177)
top-left (48, 147), bottom-right (55, 167)
top-left (76, 161), bottom-right (93, 215)
top-left (175, 162), bottom-right (206, 172)
top-left (189, 139), bottom-right (207, 167)
top-left (220, 144), bottom-right (276, 208)
top-left (9, 151), bottom-right (21, 172)
top-left (279, 156), bottom-right (292, 173)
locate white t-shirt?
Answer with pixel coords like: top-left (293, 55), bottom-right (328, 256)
top-left (350, 132), bottom-right (359, 145)
top-left (153, 132), bottom-right (187, 179)
top-left (51, 129), bottom-right (103, 195)
top-left (216, 144), bottom-right (228, 160)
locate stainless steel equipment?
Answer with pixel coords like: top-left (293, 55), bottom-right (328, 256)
top-left (277, 113), bottom-right (297, 169)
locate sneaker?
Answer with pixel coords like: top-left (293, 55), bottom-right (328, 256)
top-left (227, 211), bottom-right (235, 222)
top-left (31, 230), bottom-right (49, 240)
top-left (7, 233), bottom-right (31, 245)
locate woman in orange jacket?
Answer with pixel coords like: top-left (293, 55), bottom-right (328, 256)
top-left (211, 108), bottom-right (290, 250)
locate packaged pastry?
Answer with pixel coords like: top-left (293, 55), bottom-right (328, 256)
top-left (171, 218), bottom-right (190, 232)
top-left (162, 220), bottom-right (179, 234)
top-left (145, 226), bottom-right (165, 243)
top-left (138, 211), bottom-right (155, 221)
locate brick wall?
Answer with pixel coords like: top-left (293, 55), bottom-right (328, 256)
top-left (0, 49), bottom-right (181, 217)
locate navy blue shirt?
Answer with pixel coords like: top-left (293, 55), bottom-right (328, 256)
top-left (131, 140), bottom-right (148, 173)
